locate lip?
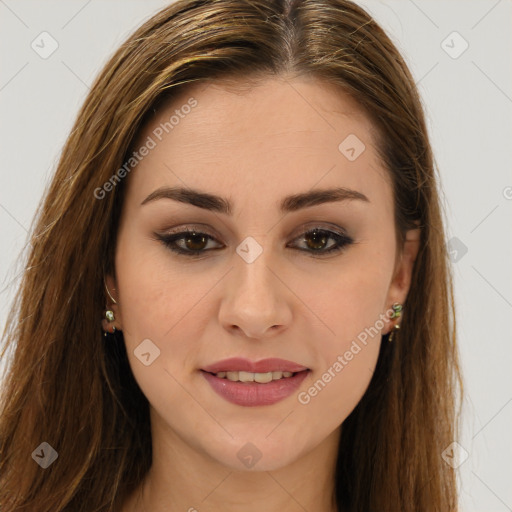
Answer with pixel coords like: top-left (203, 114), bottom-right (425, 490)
top-left (201, 369), bottom-right (310, 407)
top-left (201, 357), bottom-right (309, 374)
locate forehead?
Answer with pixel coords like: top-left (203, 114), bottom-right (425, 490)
top-left (145, 75), bottom-right (376, 146)
top-left (125, 76), bottom-right (390, 207)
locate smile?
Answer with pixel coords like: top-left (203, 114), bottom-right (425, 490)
top-left (200, 368), bottom-right (310, 407)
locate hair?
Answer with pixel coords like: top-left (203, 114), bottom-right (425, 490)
top-left (0, 0), bottom-right (463, 510)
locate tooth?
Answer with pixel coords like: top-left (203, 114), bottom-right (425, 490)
top-left (254, 371), bottom-right (273, 383)
top-left (238, 371), bottom-right (255, 382)
top-left (215, 370), bottom-right (294, 382)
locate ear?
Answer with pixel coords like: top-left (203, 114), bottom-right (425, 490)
top-left (384, 226), bottom-right (421, 332)
top-left (102, 273), bottom-right (123, 331)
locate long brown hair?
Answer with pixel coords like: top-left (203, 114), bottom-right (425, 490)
top-left (0, 0), bottom-right (462, 510)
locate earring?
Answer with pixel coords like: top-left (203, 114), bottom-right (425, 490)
top-left (389, 302), bottom-right (402, 319)
top-left (104, 276), bottom-right (117, 305)
top-left (103, 309), bottom-right (117, 337)
top-left (388, 323), bottom-right (400, 343)
top-left (388, 302), bottom-right (403, 343)
top-left (103, 278), bottom-right (119, 337)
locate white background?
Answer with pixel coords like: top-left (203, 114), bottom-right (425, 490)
top-left (1, 1), bottom-right (511, 510)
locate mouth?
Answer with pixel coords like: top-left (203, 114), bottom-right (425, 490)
top-left (199, 359), bottom-right (311, 407)
top-left (201, 369), bottom-right (304, 383)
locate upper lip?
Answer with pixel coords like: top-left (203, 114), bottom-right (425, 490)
top-left (201, 357), bottom-right (309, 374)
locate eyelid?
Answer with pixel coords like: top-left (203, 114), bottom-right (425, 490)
top-left (292, 222), bottom-right (349, 239)
top-left (160, 224), bottom-right (220, 239)
top-left (160, 222), bottom-right (349, 240)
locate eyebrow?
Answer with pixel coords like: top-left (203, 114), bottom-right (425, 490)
top-left (140, 186), bottom-right (370, 214)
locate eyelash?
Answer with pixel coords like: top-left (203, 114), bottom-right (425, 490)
top-left (155, 225), bottom-right (354, 258)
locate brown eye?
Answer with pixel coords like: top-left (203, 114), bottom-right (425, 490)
top-left (157, 229), bottom-right (221, 256)
top-left (290, 228), bottom-right (353, 256)
top-left (181, 231), bottom-right (209, 251)
top-left (303, 229), bottom-right (330, 251)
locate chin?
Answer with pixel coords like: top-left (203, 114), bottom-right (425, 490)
top-left (204, 435), bottom-right (308, 472)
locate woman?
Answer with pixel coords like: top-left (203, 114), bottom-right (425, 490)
top-left (0, 0), bottom-right (462, 510)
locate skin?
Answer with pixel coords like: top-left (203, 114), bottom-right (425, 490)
top-left (104, 75), bottom-right (420, 512)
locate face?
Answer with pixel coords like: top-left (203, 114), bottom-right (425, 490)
top-left (106, 76), bottom-right (419, 472)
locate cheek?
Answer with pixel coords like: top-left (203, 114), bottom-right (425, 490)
top-left (290, 246), bottom-right (393, 419)
top-left (294, 238), bottom-right (394, 348)
top-left (298, 286), bottom-right (385, 421)
top-left (115, 220), bottom-right (199, 331)
top-left (113, 227), bottom-right (201, 371)
top-left (292, 274), bottom-right (388, 434)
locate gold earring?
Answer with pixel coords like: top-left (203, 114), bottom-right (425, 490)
top-left (104, 276), bottom-right (117, 305)
top-left (388, 323), bottom-right (400, 343)
top-left (388, 302), bottom-right (403, 343)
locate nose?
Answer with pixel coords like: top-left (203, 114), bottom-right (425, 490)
top-left (218, 248), bottom-right (292, 340)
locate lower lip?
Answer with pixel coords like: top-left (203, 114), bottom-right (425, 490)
top-left (200, 370), bottom-right (310, 407)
